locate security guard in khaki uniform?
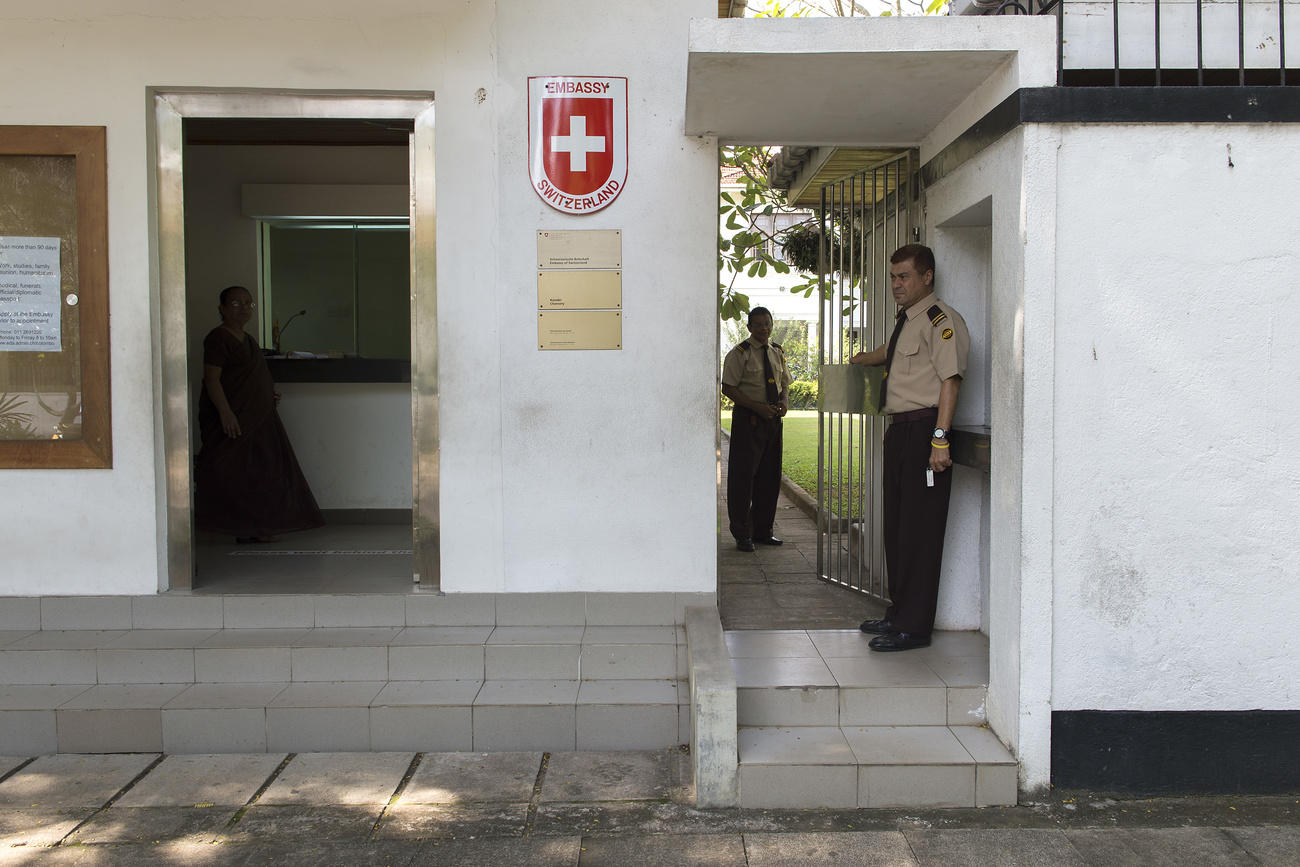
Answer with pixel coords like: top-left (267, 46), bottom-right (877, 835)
top-left (851, 244), bottom-right (970, 651)
top-left (722, 307), bottom-right (792, 552)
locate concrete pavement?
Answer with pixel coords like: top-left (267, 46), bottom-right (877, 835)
top-left (2, 749), bottom-right (1298, 864)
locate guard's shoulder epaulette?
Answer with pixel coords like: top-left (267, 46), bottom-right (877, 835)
top-left (734, 340), bottom-right (751, 352)
top-left (927, 304), bottom-right (948, 327)
top-left (771, 341), bottom-right (782, 351)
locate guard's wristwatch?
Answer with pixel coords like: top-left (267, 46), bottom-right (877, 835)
top-left (932, 428), bottom-right (948, 440)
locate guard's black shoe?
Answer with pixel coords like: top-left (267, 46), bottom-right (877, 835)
top-left (736, 538), bottom-right (756, 552)
top-left (868, 631), bottom-right (931, 652)
top-left (753, 536), bottom-right (783, 546)
top-left (858, 618), bottom-right (893, 635)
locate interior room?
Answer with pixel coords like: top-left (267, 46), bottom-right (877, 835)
top-left (181, 118), bottom-right (418, 593)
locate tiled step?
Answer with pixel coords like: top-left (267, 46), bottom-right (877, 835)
top-left (725, 629), bottom-right (1014, 809)
top-left (0, 678), bottom-right (688, 754)
top-left (0, 626), bottom-right (685, 685)
top-left (737, 723), bottom-right (1017, 808)
top-left (0, 624), bottom-right (689, 755)
top-left (727, 629), bottom-right (988, 727)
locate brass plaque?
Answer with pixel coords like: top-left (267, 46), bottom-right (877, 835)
top-left (538, 270), bottom-right (621, 310)
top-left (538, 310), bottom-right (622, 350)
top-left (537, 229), bottom-right (621, 269)
top-left (819, 363), bottom-right (884, 415)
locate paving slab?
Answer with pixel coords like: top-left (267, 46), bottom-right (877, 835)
top-left (374, 803), bottom-right (530, 841)
top-left (0, 754), bottom-right (159, 808)
top-left (407, 835), bottom-right (582, 866)
top-left (541, 751), bottom-right (674, 803)
top-left (1064, 827), bottom-right (1256, 866)
top-left (742, 831), bottom-right (918, 866)
top-left (259, 752), bottom-right (412, 805)
top-left (576, 833), bottom-right (747, 866)
top-left (1, 840), bottom-right (240, 865)
top-left (220, 805), bottom-right (383, 844)
top-left (115, 753), bottom-right (284, 808)
top-left (64, 805), bottom-right (236, 845)
top-left (216, 840), bottom-right (424, 866)
top-left (400, 752), bottom-right (541, 805)
top-left (904, 828), bottom-right (1087, 866)
top-left (1223, 826), bottom-right (1300, 866)
top-left (0, 807), bottom-right (97, 848)
top-left (0, 756), bottom-right (30, 777)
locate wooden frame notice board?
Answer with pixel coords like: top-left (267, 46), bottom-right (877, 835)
top-left (0, 126), bottom-right (110, 468)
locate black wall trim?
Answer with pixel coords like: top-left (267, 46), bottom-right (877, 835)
top-left (1053, 710), bottom-right (1300, 795)
top-left (920, 90), bottom-right (1022, 190)
top-left (1021, 86), bottom-right (1300, 124)
top-left (922, 86), bottom-right (1300, 189)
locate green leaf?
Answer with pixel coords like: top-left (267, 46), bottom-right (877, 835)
top-left (725, 214), bottom-right (742, 231)
top-left (757, 261), bottom-right (768, 277)
top-left (774, 261), bottom-right (790, 274)
top-left (747, 260), bottom-right (761, 277)
top-left (719, 238), bottom-right (732, 251)
top-left (721, 192), bottom-right (737, 205)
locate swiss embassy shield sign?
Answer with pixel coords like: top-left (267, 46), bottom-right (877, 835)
top-left (528, 76), bottom-right (627, 215)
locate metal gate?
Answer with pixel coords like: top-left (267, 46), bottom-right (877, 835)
top-left (815, 150), bottom-right (919, 600)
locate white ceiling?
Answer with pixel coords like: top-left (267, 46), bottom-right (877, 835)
top-left (685, 16), bottom-right (1051, 146)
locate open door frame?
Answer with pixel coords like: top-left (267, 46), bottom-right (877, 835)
top-left (151, 88), bottom-right (438, 591)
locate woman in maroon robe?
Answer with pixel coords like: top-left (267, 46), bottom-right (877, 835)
top-left (195, 285), bottom-right (324, 542)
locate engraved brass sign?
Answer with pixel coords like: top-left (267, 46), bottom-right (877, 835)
top-left (537, 229), bottom-right (621, 269)
top-left (538, 310), bottom-right (621, 350)
top-left (537, 270), bottom-right (621, 310)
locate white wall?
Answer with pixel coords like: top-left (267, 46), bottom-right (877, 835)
top-left (483, 0), bottom-right (717, 593)
top-left (924, 125), bottom-right (1058, 793)
top-left (0, 0), bottom-right (718, 595)
top-left (1051, 124), bottom-right (1300, 711)
top-left (278, 384), bottom-right (412, 510)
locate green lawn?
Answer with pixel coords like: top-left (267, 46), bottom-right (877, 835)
top-left (722, 410), bottom-right (866, 516)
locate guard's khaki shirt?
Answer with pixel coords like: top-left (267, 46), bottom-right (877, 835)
top-left (883, 293), bottom-right (969, 414)
top-left (722, 336), bottom-right (793, 406)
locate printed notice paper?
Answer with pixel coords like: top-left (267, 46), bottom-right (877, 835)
top-left (0, 236), bottom-right (62, 351)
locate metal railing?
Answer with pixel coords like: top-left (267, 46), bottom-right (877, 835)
top-left (815, 150), bottom-right (918, 602)
top-left (989, 0), bottom-right (1292, 86)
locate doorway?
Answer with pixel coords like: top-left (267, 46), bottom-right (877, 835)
top-left (152, 90), bottom-right (437, 593)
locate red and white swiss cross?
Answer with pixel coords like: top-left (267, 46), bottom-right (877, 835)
top-left (528, 76), bottom-right (627, 215)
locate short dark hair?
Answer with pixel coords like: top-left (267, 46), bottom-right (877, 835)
top-left (747, 306), bottom-right (773, 326)
top-left (890, 244), bottom-right (935, 277)
top-left (219, 285), bottom-right (249, 306)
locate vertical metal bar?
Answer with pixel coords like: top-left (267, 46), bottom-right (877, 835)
top-left (1113, 0), bottom-right (1121, 87)
top-left (155, 94), bottom-right (194, 591)
top-left (1240, 0), bottom-right (1247, 85)
top-left (1057, 0), bottom-right (1065, 86)
top-left (816, 192), bottom-right (826, 579)
top-left (411, 102), bottom-right (440, 592)
top-left (1197, 0), bottom-right (1205, 85)
top-left (856, 172), bottom-right (867, 593)
top-left (846, 173), bottom-right (858, 592)
top-left (834, 178), bottom-right (846, 588)
top-left (1282, 0), bottom-right (1288, 85)
top-left (1155, 0), bottom-right (1162, 86)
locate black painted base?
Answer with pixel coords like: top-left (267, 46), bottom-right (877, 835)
top-left (1053, 710), bottom-right (1300, 795)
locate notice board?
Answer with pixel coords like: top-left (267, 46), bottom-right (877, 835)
top-left (0, 126), bottom-right (110, 468)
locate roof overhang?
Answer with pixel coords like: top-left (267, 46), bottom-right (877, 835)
top-left (686, 16), bottom-right (1055, 146)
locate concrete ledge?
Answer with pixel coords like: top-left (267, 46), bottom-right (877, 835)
top-left (0, 592), bottom-right (720, 631)
top-left (685, 605), bottom-right (738, 808)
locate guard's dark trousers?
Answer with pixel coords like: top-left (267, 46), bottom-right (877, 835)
top-left (882, 417), bottom-right (953, 636)
top-left (727, 406), bottom-right (782, 542)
